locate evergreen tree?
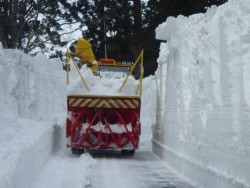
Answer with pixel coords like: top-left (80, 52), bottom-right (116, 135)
top-left (79, 0), bottom-right (134, 61)
top-left (157, 0), bottom-right (228, 22)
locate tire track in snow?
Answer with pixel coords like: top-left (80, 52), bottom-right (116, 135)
top-left (90, 150), bottom-right (194, 188)
top-left (92, 157), bottom-right (132, 188)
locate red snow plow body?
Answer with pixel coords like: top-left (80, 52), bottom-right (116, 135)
top-left (66, 95), bottom-right (141, 153)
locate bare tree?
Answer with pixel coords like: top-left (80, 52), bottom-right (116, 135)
top-left (0, 0), bottom-right (87, 56)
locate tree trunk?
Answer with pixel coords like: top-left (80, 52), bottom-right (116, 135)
top-left (133, 0), bottom-right (142, 35)
top-left (133, 0), bottom-right (143, 60)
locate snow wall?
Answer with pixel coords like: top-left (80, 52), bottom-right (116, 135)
top-left (0, 46), bottom-right (66, 188)
top-left (153, 0), bottom-right (250, 187)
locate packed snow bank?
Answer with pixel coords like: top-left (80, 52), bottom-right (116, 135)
top-left (140, 75), bottom-right (157, 150)
top-left (0, 47), bottom-right (66, 188)
top-left (30, 153), bottom-right (96, 188)
top-left (153, 0), bottom-right (250, 187)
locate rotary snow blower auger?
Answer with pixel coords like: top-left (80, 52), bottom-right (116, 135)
top-left (65, 37), bottom-right (143, 156)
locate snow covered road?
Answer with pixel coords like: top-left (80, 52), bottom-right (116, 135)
top-left (30, 149), bottom-right (194, 188)
top-left (30, 152), bottom-right (94, 188)
top-left (30, 121), bottom-right (194, 188)
top-left (90, 150), bottom-right (194, 188)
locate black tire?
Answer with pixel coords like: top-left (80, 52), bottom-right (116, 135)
top-left (71, 148), bottom-right (85, 155)
top-left (121, 149), bottom-right (135, 156)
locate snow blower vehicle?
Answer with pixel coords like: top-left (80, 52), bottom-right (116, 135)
top-left (65, 37), bottom-right (143, 156)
